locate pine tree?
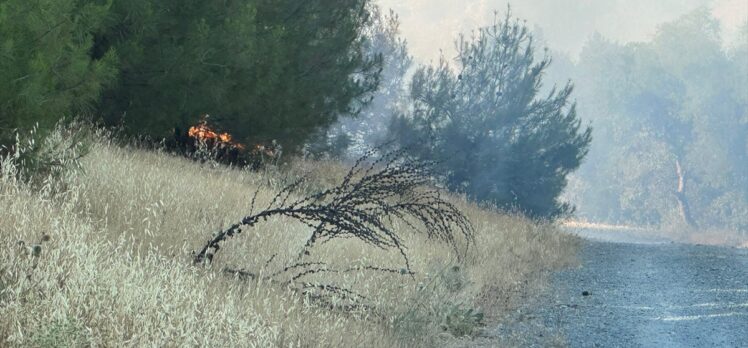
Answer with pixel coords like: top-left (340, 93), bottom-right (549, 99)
top-left (392, 10), bottom-right (592, 219)
top-left (0, 0), bottom-right (117, 147)
top-left (96, 0), bottom-right (381, 154)
top-left (310, 5), bottom-right (413, 159)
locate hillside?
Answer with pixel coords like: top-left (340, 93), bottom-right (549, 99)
top-left (0, 133), bottom-right (579, 347)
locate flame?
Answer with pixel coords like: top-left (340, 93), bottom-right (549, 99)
top-left (187, 115), bottom-right (245, 150)
top-left (186, 115), bottom-right (282, 159)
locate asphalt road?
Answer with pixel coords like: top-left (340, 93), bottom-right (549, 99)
top-left (493, 234), bottom-right (748, 347)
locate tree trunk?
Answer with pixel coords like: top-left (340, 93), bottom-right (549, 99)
top-left (675, 159), bottom-right (697, 228)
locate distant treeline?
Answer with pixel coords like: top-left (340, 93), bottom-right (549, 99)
top-left (552, 9), bottom-right (748, 231)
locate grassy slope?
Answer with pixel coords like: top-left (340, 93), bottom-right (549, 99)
top-left (0, 136), bottom-right (579, 347)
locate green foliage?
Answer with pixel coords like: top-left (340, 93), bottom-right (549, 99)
top-left (392, 10), bottom-right (591, 219)
top-left (0, 0), bottom-right (117, 147)
top-left (96, 0), bottom-right (380, 154)
top-left (318, 5), bottom-right (413, 159)
top-left (1, 0), bottom-right (381, 159)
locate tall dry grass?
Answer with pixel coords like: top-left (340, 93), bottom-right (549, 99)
top-left (0, 129), bottom-right (579, 347)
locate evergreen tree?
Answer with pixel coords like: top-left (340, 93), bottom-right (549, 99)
top-left (0, 0), bottom-right (116, 147)
top-left (311, 5), bottom-right (413, 159)
top-left (341, 6), bottom-right (413, 157)
top-left (95, 0), bottom-right (380, 154)
top-left (392, 11), bottom-right (591, 219)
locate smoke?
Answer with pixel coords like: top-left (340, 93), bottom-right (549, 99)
top-left (377, 0), bottom-right (747, 63)
top-left (365, 1), bottom-right (748, 246)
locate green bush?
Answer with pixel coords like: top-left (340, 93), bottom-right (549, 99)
top-left (441, 304), bottom-right (485, 337)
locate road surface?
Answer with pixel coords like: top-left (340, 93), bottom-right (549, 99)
top-left (493, 232), bottom-right (748, 347)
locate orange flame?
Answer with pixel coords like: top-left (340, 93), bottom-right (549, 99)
top-left (188, 115), bottom-right (245, 150)
top-left (186, 115), bottom-right (283, 160)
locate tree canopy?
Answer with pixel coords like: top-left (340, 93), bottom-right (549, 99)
top-left (95, 0), bottom-right (381, 153)
top-left (0, 0), bottom-right (117, 146)
top-left (311, 5), bottom-right (413, 159)
top-left (570, 9), bottom-right (748, 230)
top-left (392, 11), bottom-right (592, 219)
top-left (1, 0), bottom-right (382, 156)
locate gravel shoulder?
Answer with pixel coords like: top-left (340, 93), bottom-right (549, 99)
top-left (492, 231), bottom-right (748, 347)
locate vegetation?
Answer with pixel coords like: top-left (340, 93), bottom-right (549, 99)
top-left (194, 148), bottom-right (475, 277)
top-left (315, 6), bottom-right (413, 159)
top-left (1, 2), bottom-right (593, 223)
top-left (391, 11), bottom-right (592, 219)
top-left (567, 9), bottom-right (748, 234)
top-left (0, 129), bottom-right (579, 346)
top-left (0, 0), bottom-right (116, 148)
top-left (96, 0), bottom-right (381, 153)
top-left (1, 0), bottom-right (381, 155)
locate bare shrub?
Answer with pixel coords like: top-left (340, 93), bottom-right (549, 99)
top-left (194, 148), bottom-right (475, 305)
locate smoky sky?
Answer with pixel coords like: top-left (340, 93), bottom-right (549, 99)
top-left (377, 0), bottom-right (748, 63)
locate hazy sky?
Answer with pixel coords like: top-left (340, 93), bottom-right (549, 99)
top-left (377, 0), bottom-right (748, 63)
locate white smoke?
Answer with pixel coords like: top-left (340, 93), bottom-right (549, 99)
top-left (378, 0), bottom-right (747, 63)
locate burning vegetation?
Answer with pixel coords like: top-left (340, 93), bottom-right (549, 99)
top-left (187, 115), bottom-right (245, 150)
top-left (180, 115), bottom-right (281, 166)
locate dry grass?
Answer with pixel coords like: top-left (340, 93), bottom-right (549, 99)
top-left (0, 130), bottom-right (579, 347)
